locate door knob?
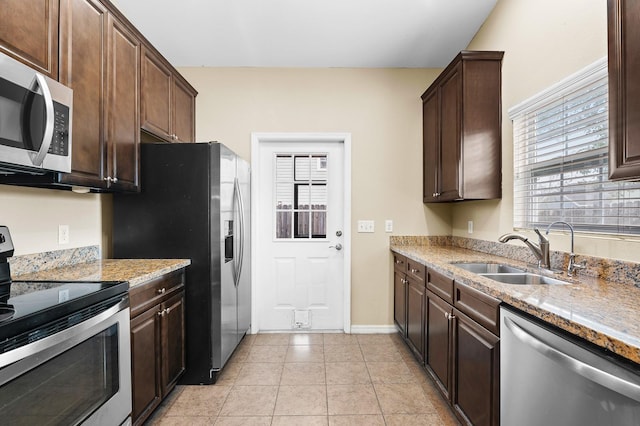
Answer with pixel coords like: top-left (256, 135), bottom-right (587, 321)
top-left (329, 243), bottom-right (343, 251)
top-left (336, 230), bottom-right (342, 237)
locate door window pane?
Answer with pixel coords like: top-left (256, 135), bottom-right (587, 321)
top-left (275, 153), bottom-right (328, 240)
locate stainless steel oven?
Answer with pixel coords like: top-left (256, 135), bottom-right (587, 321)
top-left (0, 51), bottom-right (72, 174)
top-left (0, 282), bottom-right (131, 426)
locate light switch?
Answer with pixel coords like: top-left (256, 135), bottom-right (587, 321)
top-left (357, 220), bottom-right (375, 233)
top-left (385, 220), bottom-right (393, 232)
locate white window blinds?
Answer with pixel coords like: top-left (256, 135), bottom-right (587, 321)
top-left (509, 58), bottom-right (640, 236)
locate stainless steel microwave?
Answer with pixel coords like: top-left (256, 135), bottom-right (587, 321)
top-left (0, 52), bottom-right (72, 174)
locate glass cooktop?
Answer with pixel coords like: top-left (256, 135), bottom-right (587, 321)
top-left (0, 280), bottom-right (128, 344)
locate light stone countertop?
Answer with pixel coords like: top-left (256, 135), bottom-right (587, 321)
top-left (391, 244), bottom-right (640, 365)
top-left (14, 259), bottom-right (191, 288)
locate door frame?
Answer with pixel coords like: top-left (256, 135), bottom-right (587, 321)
top-left (251, 132), bottom-right (352, 334)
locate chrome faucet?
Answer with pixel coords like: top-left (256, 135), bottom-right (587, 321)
top-left (545, 221), bottom-right (585, 276)
top-left (498, 229), bottom-right (550, 269)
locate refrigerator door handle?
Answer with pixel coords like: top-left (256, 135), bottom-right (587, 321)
top-left (233, 177), bottom-right (245, 287)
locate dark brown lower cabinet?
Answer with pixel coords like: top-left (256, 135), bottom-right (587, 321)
top-left (394, 268), bottom-right (407, 336)
top-left (406, 279), bottom-right (425, 361)
top-left (426, 290), bottom-right (453, 400)
top-left (130, 270), bottom-right (186, 426)
top-left (130, 304), bottom-right (161, 421)
top-left (392, 252), bottom-right (501, 426)
top-left (453, 309), bottom-right (500, 426)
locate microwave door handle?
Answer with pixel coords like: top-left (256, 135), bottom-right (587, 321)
top-left (29, 73), bottom-right (54, 167)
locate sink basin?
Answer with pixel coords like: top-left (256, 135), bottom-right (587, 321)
top-left (480, 273), bottom-right (569, 285)
top-left (452, 262), bottom-right (526, 274)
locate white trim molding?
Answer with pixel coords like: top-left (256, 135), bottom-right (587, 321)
top-left (350, 325), bottom-right (398, 334)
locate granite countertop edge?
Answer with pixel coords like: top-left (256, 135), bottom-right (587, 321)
top-left (391, 244), bottom-right (640, 366)
top-left (14, 259), bottom-right (191, 288)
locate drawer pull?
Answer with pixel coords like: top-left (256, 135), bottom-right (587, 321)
top-left (395, 259), bottom-right (403, 264)
top-left (157, 288), bottom-right (166, 295)
top-left (157, 307), bottom-right (171, 317)
top-left (410, 268), bottom-right (419, 274)
top-left (444, 312), bottom-right (455, 320)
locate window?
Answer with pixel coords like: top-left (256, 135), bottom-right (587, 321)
top-left (274, 154), bottom-right (328, 239)
top-left (509, 58), bottom-right (640, 236)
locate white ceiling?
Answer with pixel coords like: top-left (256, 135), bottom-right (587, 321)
top-left (112, 0), bottom-right (497, 68)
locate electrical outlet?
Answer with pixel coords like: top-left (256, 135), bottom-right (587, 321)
top-left (468, 220), bottom-right (474, 234)
top-left (58, 225), bottom-right (69, 244)
top-left (357, 220), bottom-right (375, 233)
top-left (385, 219), bottom-right (393, 232)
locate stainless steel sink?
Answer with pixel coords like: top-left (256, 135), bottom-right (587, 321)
top-left (452, 262), bottom-right (526, 274)
top-left (480, 273), bottom-right (569, 285)
top-left (451, 262), bottom-right (569, 285)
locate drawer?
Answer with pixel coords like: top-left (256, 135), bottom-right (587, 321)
top-left (393, 253), bottom-right (407, 273)
top-left (454, 281), bottom-right (501, 336)
top-left (406, 259), bottom-right (426, 284)
top-left (427, 269), bottom-right (454, 304)
top-left (130, 269), bottom-right (185, 318)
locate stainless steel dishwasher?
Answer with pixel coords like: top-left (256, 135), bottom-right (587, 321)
top-left (500, 306), bottom-right (640, 426)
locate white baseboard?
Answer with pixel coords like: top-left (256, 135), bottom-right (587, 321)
top-left (350, 325), bottom-right (398, 334)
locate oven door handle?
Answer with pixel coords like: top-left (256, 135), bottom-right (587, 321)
top-left (504, 316), bottom-right (640, 402)
top-left (0, 296), bottom-right (129, 372)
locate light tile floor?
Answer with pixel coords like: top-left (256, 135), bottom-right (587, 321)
top-left (146, 333), bottom-right (460, 425)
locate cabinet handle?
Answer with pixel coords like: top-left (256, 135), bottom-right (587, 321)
top-left (157, 287), bottom-right (166, 295)
top-left (395, 259), bottom-right (402, 264)
top-left (157, 309), bottom-right (165, 317)
top-left (166, 307), bottom-right (171, 314)
top-left (103, 176), bottom-right (112, 182)
top-left (112, 177), bottom-right (118, 183)
top-left (410, 268), bottom-right (419, 274)
top-left (444, 312), bottom-right (455, 320)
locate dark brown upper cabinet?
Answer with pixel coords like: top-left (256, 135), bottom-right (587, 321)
top-left (422, 51), bottom-right (504, 203)
top-left (608, 0), bottom-right (640, 180)
top-left (0, 0), bottom-right (195, 192)
top-left (0, 0), bottom-right (59, 78)
top-left (141, 45), bottom-right (197, 143)
top-left (58, 0), bottom-right (140, 191)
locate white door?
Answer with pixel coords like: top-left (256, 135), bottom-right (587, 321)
top-left (257, 140), bottom-right (345, 331)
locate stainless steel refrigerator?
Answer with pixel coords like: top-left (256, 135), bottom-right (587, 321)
top-left (112, 142), bottom-right (250, 384)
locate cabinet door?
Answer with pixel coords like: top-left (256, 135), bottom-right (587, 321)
top-left (161, 291), bottom-right (186, 395)
top-left (107, 15), bottom-right (140, 191)
top-left (59, 0), bottom-right (107, 188)
top-left (130, 306), bottom-right (162, 424)
top-left (406, 279), bottom-right (425, 361)
top-left (452, 309), bottom-right (500, 426)
top-left (140, 46), bottom-right (172, 141)
top-left (394, 270), bottom-right (407, 336)
top-left (426, 291), bottom-right (452, 400)
top-left (173, 77), bottom-right (196, 142)
top-left (0, 0), bottom-right (58, 77)
top-left (439, 65), bottom-right (462, 201)
top-left (608, 0), bottom-right (640, 180)
top-left (423, 89), bottom-right (439, 202)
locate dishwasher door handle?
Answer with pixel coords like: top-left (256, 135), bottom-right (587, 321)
top-left (504, 316), bottom-right (640, 402)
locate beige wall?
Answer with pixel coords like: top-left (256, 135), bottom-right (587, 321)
top-left (0, 185), bottom-right (103, 256)
top-left (179, 67), bottom-right (451, 326)
top-left (451, 0), bottom-right (640, 262)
